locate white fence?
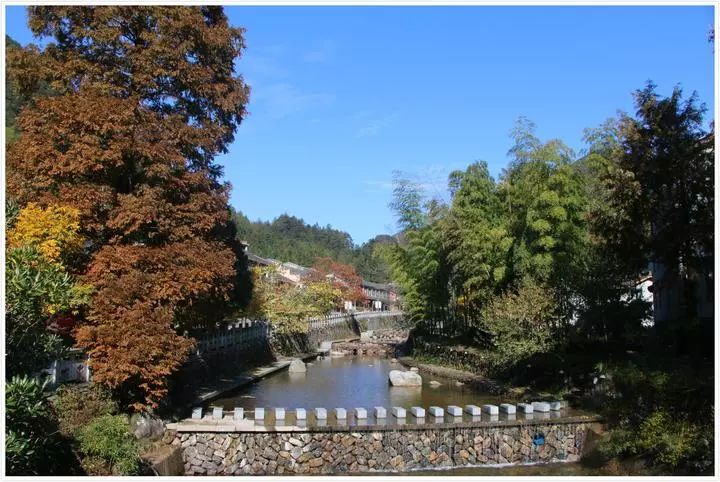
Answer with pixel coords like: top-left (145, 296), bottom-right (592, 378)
top-left (43, 311), bottom-right (405, 386)
top-left (307, 310), bottom-right (404, 330)
top-left (194, 319), bottom-right (270, 357)
top-left (40, 349), bottom-right (91, 388)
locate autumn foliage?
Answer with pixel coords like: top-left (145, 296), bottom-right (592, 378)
top-left (7, 6), bottom-right (250, 410)
top-left (7, 203), bottom-right (83, 263)
top-left (244, 266), bottom-right (341, 334)
top-left (309, 257), bottom-right (365, 306)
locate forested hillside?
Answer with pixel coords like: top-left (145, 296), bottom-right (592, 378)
top-left (231, 209), bottom-right (394, 283)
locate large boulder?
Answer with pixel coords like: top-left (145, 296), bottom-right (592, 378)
top-left (388, 370), bottom-right (422, 387)
top-left (288, 358), bottom-right (307, 373)
top-left (129, 413), bottom-right (165, 440)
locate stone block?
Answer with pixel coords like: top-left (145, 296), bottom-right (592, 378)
top-left (374, 406), bottom-right (387, 418)
top-left (410, 406), bottom-right (425, 418)
top-left (549, 401), bottom-right (562, 411)
top-left (500, 403), bottom-right (516, 414)
top-left (295, 408), bottom-right (307, 420)
top-left (388, 370), bottom-right (422, 386)
top-left (354, 408), bottom-right (368, 419)
top-left (532, 401), bottom-right (550, 412)
top-left (391, 406), bottom-right (406, 418)
top-left (464, 405), bottom-right (481, 416)
top-left (447, 405), bottom-right (463, 417)
top-left (518, 403), bottom-right (533, 413)
top-left (314, 408), bottom-right (327, 420)
top-left (254, 408), bottom-right (265, 421)
top-left (212, 407), bottom-right (224, 420)
top-left (274, 408), bottom-right (286, 420)
top-left (233, 408), bottom-right (244, 420)
top-left (334, 408), bottom-right (347, 419)
top-left (428, 406), bottom-right (444, 417)
top-left (288, 358), bottom-right (306, 373)
top-left (482, 404), bottom-right (499, 415)
top-left (192, 407), bottom-right (203, 419)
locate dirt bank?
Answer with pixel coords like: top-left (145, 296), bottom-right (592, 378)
top-left (397, 356), bottom-right (504, 394)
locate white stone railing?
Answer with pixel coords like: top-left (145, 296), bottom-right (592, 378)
top-left (193, 311), bottom-right (404, 357)
top-left (39, 349), bottom-right (91, 388)
top-left (307, 310), bottom-right (403, 330)
top-left (176, 400), bottom-right (575, 431)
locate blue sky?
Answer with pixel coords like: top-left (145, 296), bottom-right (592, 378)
top-left (5, 6), bottom-right (715, 244)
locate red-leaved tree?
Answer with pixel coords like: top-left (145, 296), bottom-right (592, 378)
top-left (7, 6), bottom-right (250, 410)
top-left (309, 258), bottom-right (365, 307)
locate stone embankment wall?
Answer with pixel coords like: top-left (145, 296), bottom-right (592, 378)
top-left (332, 328), bottom-right (409, 356)
top-left (171, 312), bottom-right (406, 393)
top-left (265, 311), bottom-right (406, 356)
top-left (410, 337), bottom-right (492, 376)
top-left (168, 418), bottom-right (597, 475)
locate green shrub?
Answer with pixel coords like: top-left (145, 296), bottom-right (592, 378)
top-left (5, 376), bottom-right (76, 475)
top-left (596, 362), bottom-right (714, 473)
top-left (479, 278), bottom-right (558, 367)
top-left (54, 383), bottom-right (118, 437)
top-left (78, 414), bottom-right (140, 475)
top-left (5, 245), bottom-right (89, 376)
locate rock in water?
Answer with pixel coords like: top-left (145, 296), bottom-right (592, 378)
top-left (388, 370), bottom-right (423, 387)
top-left (288, 359), bottom-right (307, 373)
top-left (429, 380), bottom-right (441, 387)
top-left (410, 367), bottom-right (419, 372)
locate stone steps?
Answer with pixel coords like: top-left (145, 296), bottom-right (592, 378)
top-left (173, 401), bottom-right (571, 432)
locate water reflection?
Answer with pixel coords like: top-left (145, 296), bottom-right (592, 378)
top-left (213, 355), bottom-right (506, 410)
top-left (211, 355), bottom-right (587, 425)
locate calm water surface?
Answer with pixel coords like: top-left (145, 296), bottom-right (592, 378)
top-left (359, 462), bottom-right (605, 476)
top-left (212, 355), bottom-right (586, 417)
top-left (213, 356), bottom-right (505, 410)
top-left (210, 355), bottom-right (603, 476)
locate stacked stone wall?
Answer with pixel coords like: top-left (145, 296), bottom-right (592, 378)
top-left (167, 419), bottom-right (595, 475)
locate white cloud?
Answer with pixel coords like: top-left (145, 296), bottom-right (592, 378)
top-left (239, 54), bottom-right (290, 79)
top-left (356, 112), bottom-right (399, 138)
top-left (302, 41), bottom-right (336, 64)
top-left (253, 83), bottom-right (335, 119)
top-left (361, 180), bottom-right (395, 190)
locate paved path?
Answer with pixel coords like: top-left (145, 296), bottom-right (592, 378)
top-left (177, 336), bottom-right (360, 414)
top-left (189, 352), bottom-right (320, 408)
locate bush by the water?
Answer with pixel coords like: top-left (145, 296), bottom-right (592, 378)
top-left (78, 414), bottom-right (141, 475)
top-left (478, 279), bottom-right (558, 367)
top-left (594, 360), bottom-right (714, 474)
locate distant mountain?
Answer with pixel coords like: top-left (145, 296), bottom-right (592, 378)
top-left (231, 209), bottom-right (395, 283)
